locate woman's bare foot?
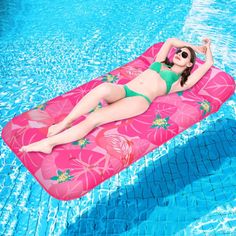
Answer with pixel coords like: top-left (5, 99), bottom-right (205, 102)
top-left (47, 121), bottom-right (70, 137)
top-left (19, 139), bottom-right (53, 154)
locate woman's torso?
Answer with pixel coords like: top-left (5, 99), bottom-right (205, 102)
top-left (125, 63), bottom-right (180, 102)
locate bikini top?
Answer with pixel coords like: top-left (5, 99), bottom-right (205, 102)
top-left (149, 61), bottom-right (181, 94)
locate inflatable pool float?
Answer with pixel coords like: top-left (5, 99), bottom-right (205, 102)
top-left (1, 42), bottom-right (235, 201)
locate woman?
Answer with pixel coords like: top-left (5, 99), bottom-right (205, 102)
top-left (19, 37), bottom-right (214, 154)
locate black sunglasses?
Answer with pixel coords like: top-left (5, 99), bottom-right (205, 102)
top-left (175, 48), bottom-right (189, 59)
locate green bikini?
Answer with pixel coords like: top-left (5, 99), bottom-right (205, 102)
top-left (124, 61), bottom-right (181, 105)
top-left (123, 85), bottom-right (152, 104)
top-left (149, 61), bottom-right (181, 94)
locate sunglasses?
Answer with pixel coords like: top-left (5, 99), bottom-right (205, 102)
top-left (175, 48), bottom-right (189, 59)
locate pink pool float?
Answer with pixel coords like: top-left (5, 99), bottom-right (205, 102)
top-left (1, 42), bottom-right (235, 201)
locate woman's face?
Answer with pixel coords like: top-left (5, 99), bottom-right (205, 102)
top-left (173, 47), bottom-right (193, 68)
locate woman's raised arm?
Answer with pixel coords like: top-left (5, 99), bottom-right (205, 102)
top-left (183, 38), bottom-right (214, 89)
top-left (169, 38), bottom-right (195, 49)
top-left (155, 38), bottom-right (173, 62)
top-left (155, 37), bottom-right (206, 63)
top-left (169, 37), bottom-right (213, 62)
top-left (201, 38), bottom-right (214, 64)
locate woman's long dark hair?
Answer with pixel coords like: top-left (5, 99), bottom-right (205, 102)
top-left (161, 46), bottom-right (196, 87)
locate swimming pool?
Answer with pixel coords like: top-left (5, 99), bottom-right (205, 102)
top-left (0, 0), bottom-right (235, 235)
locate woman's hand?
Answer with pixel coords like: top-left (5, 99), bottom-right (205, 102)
top-left (194, 45), bottom-right (207, 54)
top-left (194, 38), bottom-right (211, 55)
top-left (202, 38), bottom-right (211, 47)
top-left (201, 38), bottom-right (214, 65)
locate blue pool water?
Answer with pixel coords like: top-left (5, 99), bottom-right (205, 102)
top-left (0, 0), bottom-right (236, 235)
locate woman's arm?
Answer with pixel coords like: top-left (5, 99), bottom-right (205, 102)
top-left (169, 37), bottom-right (197, 51)
top-left (202, 38), bottom-right (214, 64)
top-left (155, 37), bottom-right (209, 63)
top-left (155, 38), bottom-right (173, 62)
top-left (155, 37), bottom-right (197, 63)
top-left (182, 38), bottom-right (214, 89)
top-left (169, 37), bottom-right (214, 64)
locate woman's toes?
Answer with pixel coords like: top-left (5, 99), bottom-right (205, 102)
top-left (19, 140), bottom-right (53, 154)
top-left (19, 145), bottom-right (30, 152)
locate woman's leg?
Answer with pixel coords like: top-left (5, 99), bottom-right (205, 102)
top-left (47, 82), bottom-right (125, 137)
top-left (19, 95), bottom-right (149, 154)
top-left (19, 116), bottom-right (97, 154)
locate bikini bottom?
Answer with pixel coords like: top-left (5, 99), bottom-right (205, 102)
top-left (123, 85), bottom-right (152, 105)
